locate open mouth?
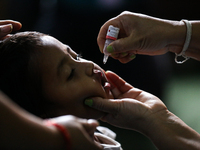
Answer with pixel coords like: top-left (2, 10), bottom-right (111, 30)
top-left (93, 69), bottom-right (111, 90)
top-left (101, 71), bottom-right (111, 90)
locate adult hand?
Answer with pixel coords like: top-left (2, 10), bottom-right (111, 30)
top-left (0, 91), bottom-right (102, 150)
top-left (51, 115), bottom-right (103, 150)
top-left (85, 71), bottom-right (200, 150)
top-left (0, 20), bottom-right (22, 40)
top-left (85, 71), bottom-right (167, 132)
top-left (97, 11), bottom-right (185, 63)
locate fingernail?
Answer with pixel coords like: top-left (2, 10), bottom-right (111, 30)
top-left (111, 53), bottom-right (119, 57)
top-left (87, 119), bottom-right (99, 125)
top-left (121, 52), bottom-right (128, 57)
top-left (0, 24), bottom-right (13, 33)
top-left (107, 45), bottom-right (114, 53)
top-left (105, 70), bottom-right (110, 73)
top-left (130, 54), bottom-right (136, 60)
top-left (84, 99), bottom-right (93, 107)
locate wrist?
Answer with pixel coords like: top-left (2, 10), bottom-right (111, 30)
top-left (44, 120), bottom-right (71, 150)
top-left (142, 110), bottom-right (177, 149)
top-left (144, 110), bottom-right (200, 149)
top-left (167, 20), bottom-right (186, 54)
top-left (139, 109), bottom-right (170, 137)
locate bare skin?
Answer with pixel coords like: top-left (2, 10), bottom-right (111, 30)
top-left (97, 11), bottom-right (200, 63)
top-left (85, 71), bottom-right (200, 150)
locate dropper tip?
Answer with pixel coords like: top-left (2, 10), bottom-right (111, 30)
top-left (103, 54), bottom-right (109, 64)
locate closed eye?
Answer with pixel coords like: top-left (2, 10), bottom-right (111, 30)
top-left (68, 69), bottom-right (74, 80)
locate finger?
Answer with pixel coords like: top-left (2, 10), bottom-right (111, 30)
top-left (104, 71), bottom-right (121, 98)
top-left (97, 24), bottom-right (109, 53)
top-left (72, 119), bottom-right (103, 150)
top-left (81, 119), bottom-right (99, 138)
top-left (106, 71), bottom-right (130, 98)
top-left (0, 20), bottom-right (22, 31)
top-left (106, 71), bottom-right (133, 93)
top-left (111, 52), bottom-right (136, 64)
top-left (85, 97), bottom-right (120, 114)
top-left (0, 24), bottom-right (13, 39)
top-left (2, 34), bottom-right (12, 39)
top-left (118, 53), bottom-right (136, 63)
top-left (77, 119), bottom-right (103, 150)
top-left (109, 34), bottom-right (136, 54)
top-left (110, 52), bottom-right (120, 58)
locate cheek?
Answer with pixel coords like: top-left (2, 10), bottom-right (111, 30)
top-left (75, 79), bottom-right (107, 99)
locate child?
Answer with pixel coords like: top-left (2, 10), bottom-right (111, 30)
top-left (0, 31), bottom-right (122, 150)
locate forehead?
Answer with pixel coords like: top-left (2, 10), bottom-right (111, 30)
top-left (41, 35), bottom-right (63, 47)
top-left (38, 35), bottom-right (67, 60)
top-left (40, 35), bottom-right (71, 54)
top-left (40, 35), bottom-right (79, 58)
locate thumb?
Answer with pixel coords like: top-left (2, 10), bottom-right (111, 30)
top-left (109, 35), bottom-right (136, 53)
top-left (82, 119), bottom-right (99, 138)
top-left (0, 24), bottom-right (13, 39)
top-left (84, 97), bottom-right (120, 114)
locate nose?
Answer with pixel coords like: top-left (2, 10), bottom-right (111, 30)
top-left (76, 60), bottom-right (94, 76)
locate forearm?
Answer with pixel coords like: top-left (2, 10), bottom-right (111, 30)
top-left (0, 92), bottom-right (65, 150)
top-left (145, 110), bottom-right (200, 150)
top-left (168, 20), bottom-right (200, 61)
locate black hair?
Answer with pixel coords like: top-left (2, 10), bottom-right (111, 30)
top-left (0, 31), bottom-right (48, 118)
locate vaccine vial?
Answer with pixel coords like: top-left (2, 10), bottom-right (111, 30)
top-left (103, 25), bottom-right (120, 64)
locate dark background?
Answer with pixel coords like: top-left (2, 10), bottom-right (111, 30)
top-left (1, 0), bottom-right (200, 149)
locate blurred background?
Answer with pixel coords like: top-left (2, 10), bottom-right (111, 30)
top-left (1, 0), bottom-right (200, 149)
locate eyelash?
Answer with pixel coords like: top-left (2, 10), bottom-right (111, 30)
top-left (76, 53), bottom-right (82, 61)
top-left (68, 53), bottom-right (82, 80)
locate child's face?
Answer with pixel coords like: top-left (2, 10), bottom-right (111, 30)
top-left (38, 35), bottom-right (113, 119)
